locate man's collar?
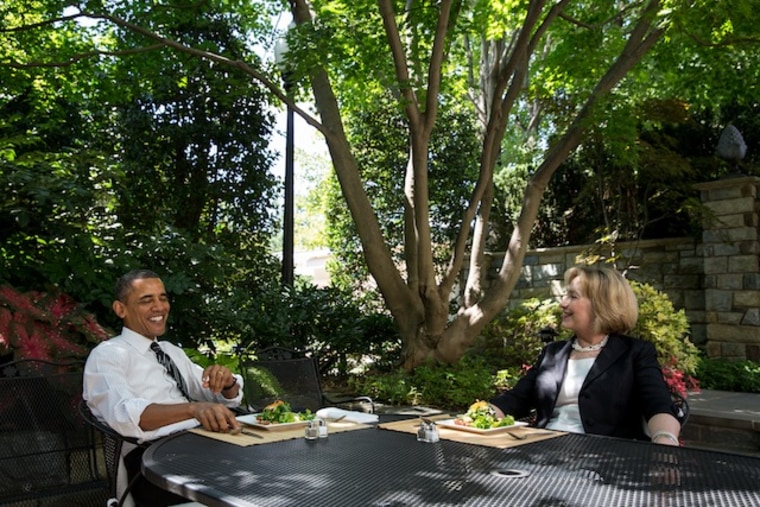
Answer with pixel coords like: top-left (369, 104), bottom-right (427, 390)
top-left (121, 326), bottom-right (156, 353)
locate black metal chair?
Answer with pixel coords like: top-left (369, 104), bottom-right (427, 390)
top-left (0, 359), bottom-right (108, 506)
top-left (78, 401), bottom-right (205, 507)
top-left (240, 346), bottom-right (375, 413)
top-left (672, 391), bottom-right (690, 427)
top-left (78, 400), bottom-right (147, 507)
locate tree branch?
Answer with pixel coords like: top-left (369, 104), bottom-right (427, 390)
top-left (423, 0), bottom-right (453, 133)
top-left (378, 0), bottom-right (421, 128)
top-left (4, 45), bottom-right (166, 68)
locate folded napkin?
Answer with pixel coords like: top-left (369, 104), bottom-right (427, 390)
top-left (316, 407), bottom-right (379, 424)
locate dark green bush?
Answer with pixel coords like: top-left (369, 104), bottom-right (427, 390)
top-left (352, 356), bottom-right (496, 411)
top-left (697, 358), bottom-right (760, 393)
top-left (231, 281), bottom-right (402, 379)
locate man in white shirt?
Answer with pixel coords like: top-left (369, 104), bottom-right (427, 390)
top-left (83, 269), bottom-right (244, 506)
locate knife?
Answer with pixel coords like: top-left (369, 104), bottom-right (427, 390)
top-left (230, 427), bottom-right (264, 438)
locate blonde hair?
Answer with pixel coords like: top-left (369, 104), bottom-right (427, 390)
top-left (564, 265), bottom-right (638, 335)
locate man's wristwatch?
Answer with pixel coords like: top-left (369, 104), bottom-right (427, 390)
top-left (223, 378), bottom-right (238, 390)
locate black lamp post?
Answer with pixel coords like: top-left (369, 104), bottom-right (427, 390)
top-left (275, 26), bottom-right (295, 287)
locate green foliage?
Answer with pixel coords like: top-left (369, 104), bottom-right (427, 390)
top-left (0, 1), bottom-right (282, 352)
top-left (240, 364), bottom-right (284, 406)
top-left (231, 282), bottom-right (402, 378)
top-left (492, 1), bottom-right (760, 250)
top-left (353, 356), bottom-right (496, 411)
top-left (493, 366), bottom-right (528, 391)
top-left (3, 0), bottom-right (760, 379)
top-left (630, 281), bottom-right (700, 376)
top-left (184, 347), bottom-right (239, 371)
top-left (474, 298), bottom-right (568, 371)
top-left (409, 357), bottom-right (496, 411)
top-left (697, 358), bottom-right (760, 393)
top-left (350, 369), bottom-right (420, 406)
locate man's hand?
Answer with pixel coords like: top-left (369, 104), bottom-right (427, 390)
top-left (191, 402), bottom-right (240, 433)
top-left (140, 401), bottom-right (239, 432)
top-left (202, 365), bottom-right (236, 394)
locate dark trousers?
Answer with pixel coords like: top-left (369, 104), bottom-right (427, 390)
top-left (123, 445), bottom-right (189, 507)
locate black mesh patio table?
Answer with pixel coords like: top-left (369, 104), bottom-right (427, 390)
top-left (142, 425), bottom-right (760, 507)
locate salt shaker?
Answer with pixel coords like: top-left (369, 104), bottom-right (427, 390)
top-left (318, 417), bottom-right (328, 438)
top-left (304, 420), bottom-right (319, 440)
top-left (417, 421), bottom-right (439, 443)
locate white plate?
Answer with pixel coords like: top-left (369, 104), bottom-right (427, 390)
top-left (435, 418), bottom-right (529, 434)
top-left (236, 413), bottom-right (310, 432)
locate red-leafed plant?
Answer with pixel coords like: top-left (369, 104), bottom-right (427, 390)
top-left (0, 284), bottom-right (111, 362)
top-left (662, 356), bottom-right (701, 398)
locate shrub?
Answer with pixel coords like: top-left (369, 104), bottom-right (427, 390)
top-left (351, 369), bottom-right (421, 407)
top-left (235, 282), bottom-right (402, 378)
top-left (0, 284), bottom-right (111, 362)
top-left (353, 356), bottom-right (496, 411)
top-left (630, 281), bottom-right (700, 378)
top-left (473, 297), bottom-right (568, 372)
top-left (697, 358), bottom-right (760, 393)
top-left (493, 365), bottom-right (532, 391)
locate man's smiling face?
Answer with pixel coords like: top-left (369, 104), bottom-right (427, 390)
top-left (112, 277), bottom-right (170, 339)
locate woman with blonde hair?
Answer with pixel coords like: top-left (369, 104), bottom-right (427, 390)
top-left (489, 265), bottom-right (682, 446)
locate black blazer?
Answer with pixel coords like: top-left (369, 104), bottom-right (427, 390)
top-left (490, 334), bottom-right (677, 441)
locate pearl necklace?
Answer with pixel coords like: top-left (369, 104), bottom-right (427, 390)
top-left (572, 335), bottom-right (609, 352)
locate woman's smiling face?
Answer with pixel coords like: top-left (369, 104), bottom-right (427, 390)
top-left (560, 275), bottom-right (595, 337)
top-left (112, 277), bottom-right (170, 339)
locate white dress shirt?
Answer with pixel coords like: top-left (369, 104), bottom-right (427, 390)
top-left (83, 326), bottom-right (243, 442)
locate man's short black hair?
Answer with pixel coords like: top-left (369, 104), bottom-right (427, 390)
top-left (114, 269), bottom-right (161, 302)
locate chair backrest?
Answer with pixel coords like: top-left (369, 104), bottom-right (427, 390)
top-left (79, 399), bottom-right (152, 507)
top-left (78, 400), bottom-right (124, 500)
top-left (240, 347), bottom-right (324, 412)
top-left (0, 359), bottom-right (105, 503)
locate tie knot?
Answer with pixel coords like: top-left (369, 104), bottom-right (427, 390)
top-left (150, 341), bottom-right (162, 352)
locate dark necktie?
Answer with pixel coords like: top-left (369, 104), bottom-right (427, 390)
top-left (150, 341), bottom-right (191, 401)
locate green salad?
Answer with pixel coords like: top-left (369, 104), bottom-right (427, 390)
top-left (457, 400), bottom-right (515, 429)
top-left (256, 400), bottom-right (315, 424)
